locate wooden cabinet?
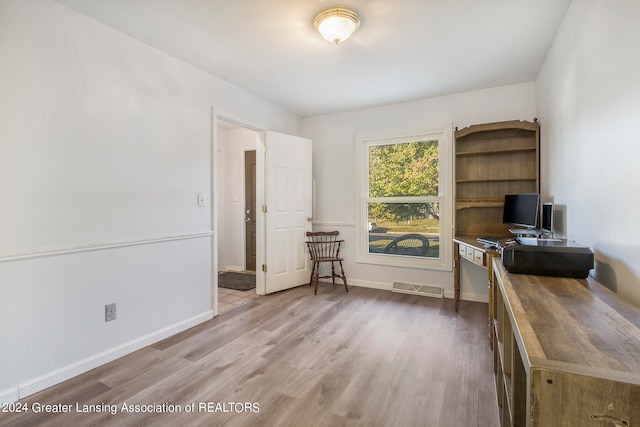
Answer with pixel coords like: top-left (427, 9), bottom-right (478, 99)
top-left (492, 259), bottom-right (640, 427)
top-left (452, 119), bottom-right (538, 319)
top-left (454, 119), bottom-right (539, 238)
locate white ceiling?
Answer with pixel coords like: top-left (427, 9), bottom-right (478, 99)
top-left (54, 0), bottom-right (572, 118)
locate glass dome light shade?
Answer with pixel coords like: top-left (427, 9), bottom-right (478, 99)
top-left (314, 8), bottom-right (361, 44)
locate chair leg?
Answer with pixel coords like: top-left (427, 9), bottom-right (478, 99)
top-left (331, 262), bottom-right (336, 285)
top-left (309, 260), bottom-right (347, 294)
top-left (314, 269), bottom-right (320, 295)
top-left (339, 261), bottom-right (348, 293)
top-left (308, 262), bottom-right (317, 287)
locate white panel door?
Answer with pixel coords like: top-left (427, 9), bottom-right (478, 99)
top-left (264, 131), bottom-right (312, 293)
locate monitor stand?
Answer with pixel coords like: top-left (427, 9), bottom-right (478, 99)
top-left (508, 228), bottom-right (545, 238)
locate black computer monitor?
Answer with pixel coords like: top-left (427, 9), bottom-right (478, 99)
top-left (502, 193), bottom-right (540, 229)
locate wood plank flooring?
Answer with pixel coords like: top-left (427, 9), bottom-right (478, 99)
top-left (1, 285), bottom-right (498, 427)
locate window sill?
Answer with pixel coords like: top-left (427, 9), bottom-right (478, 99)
top-left (356, 252), bottom-right (452, 272)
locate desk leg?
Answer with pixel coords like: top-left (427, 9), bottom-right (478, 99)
top-left (453, 242), bottom-right (460, 312)
top-left (487, 253), bottom-right (495, 349)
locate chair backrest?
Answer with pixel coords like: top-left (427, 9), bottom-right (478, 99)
top-left (306, 231), bottom-right (343, 260)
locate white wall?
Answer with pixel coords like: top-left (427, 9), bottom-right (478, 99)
top-left (0, 0), bottom-right (300, 402)
top-left (536, 0), bottom-right (640, 307)
top-left (217, 126), bottom-right (258, 272)
top-left (302, 82), bottom-right (536, 301)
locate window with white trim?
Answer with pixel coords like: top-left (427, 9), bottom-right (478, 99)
top-left (356, 127), bottom-right (452, 271)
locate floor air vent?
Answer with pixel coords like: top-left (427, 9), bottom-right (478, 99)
top-left (392, 282), bottom-right (444, 298)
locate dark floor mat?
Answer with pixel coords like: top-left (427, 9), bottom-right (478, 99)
top-left (218, 272), bottom-right (256, 291)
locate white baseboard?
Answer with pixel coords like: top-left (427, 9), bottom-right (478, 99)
top-left (0, 387), bottom-right (19, 405)
top-left (348, 278), bottom-right (392, 290)
top-left (466, 291), bottom-right (488, 303)
top-left (13, 310), bottom-right (213, 402)
top-left (348, 279), bottom-right (487, 303)
top-left (347, 279), bottom-right (393, 291)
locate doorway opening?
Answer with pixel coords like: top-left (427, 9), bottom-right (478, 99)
top-left (244, 150), bottom-right (257, 271)
top-left (213, 113), bottom-right (312, 313)
top-left (216, 118), bottom-right (261, 314)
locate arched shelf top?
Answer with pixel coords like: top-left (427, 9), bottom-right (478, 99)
top-left (454, 119), bottom-right (538, 139)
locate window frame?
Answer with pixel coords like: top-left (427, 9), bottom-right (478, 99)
top-left (355, 125), bottom-right (453, 271)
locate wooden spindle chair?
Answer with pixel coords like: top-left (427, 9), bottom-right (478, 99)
top-left (305, 231), bottom-right (348, 295)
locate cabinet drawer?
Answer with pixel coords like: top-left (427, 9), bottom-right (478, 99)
top-left (465, 246), bottom-right (474, 260)
top-left (458, 242), bottom-right (486, 267)
top-left (473, 249), bottom-right (484, 266)
top-left (459, 245), bottom-right (467, 257)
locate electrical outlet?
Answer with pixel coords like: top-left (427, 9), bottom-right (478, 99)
top-left (105, 303), bottom-right (117, 322)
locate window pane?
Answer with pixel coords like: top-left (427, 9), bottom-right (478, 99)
top-left (368, 140), bottom-right (439, 197)
top-left (367, 202), bottom-right (440, 258)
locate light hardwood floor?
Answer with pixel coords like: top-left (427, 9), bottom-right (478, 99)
top-left (2, 285), bottom-right (498, 427)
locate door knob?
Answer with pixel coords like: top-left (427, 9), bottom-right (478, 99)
top-left (307, 217), bottom-right (313, 222)
top-left (245, 218), bottom-right (251, 223)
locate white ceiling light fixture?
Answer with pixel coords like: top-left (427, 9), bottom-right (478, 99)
top-left (314, 7), bottom-right (361, 44)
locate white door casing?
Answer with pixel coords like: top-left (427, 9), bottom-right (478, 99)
top-left (264, 131), bottom-right (312, 293)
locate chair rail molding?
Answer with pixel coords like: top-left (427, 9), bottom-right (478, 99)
top-left (0, 231), bottom-right (214, 263)
top-left (312, 221), bottom-right (355, 228)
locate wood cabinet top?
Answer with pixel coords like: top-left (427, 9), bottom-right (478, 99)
top-left (493, 259), bottom-right (640, 384)
top-left (455, 119), bottom-right (538, 139)
top-left (453, 236), bottom-right (499, 254)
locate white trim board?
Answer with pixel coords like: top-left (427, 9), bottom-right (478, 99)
top-left (0, 232), bottom-right (213, 263)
